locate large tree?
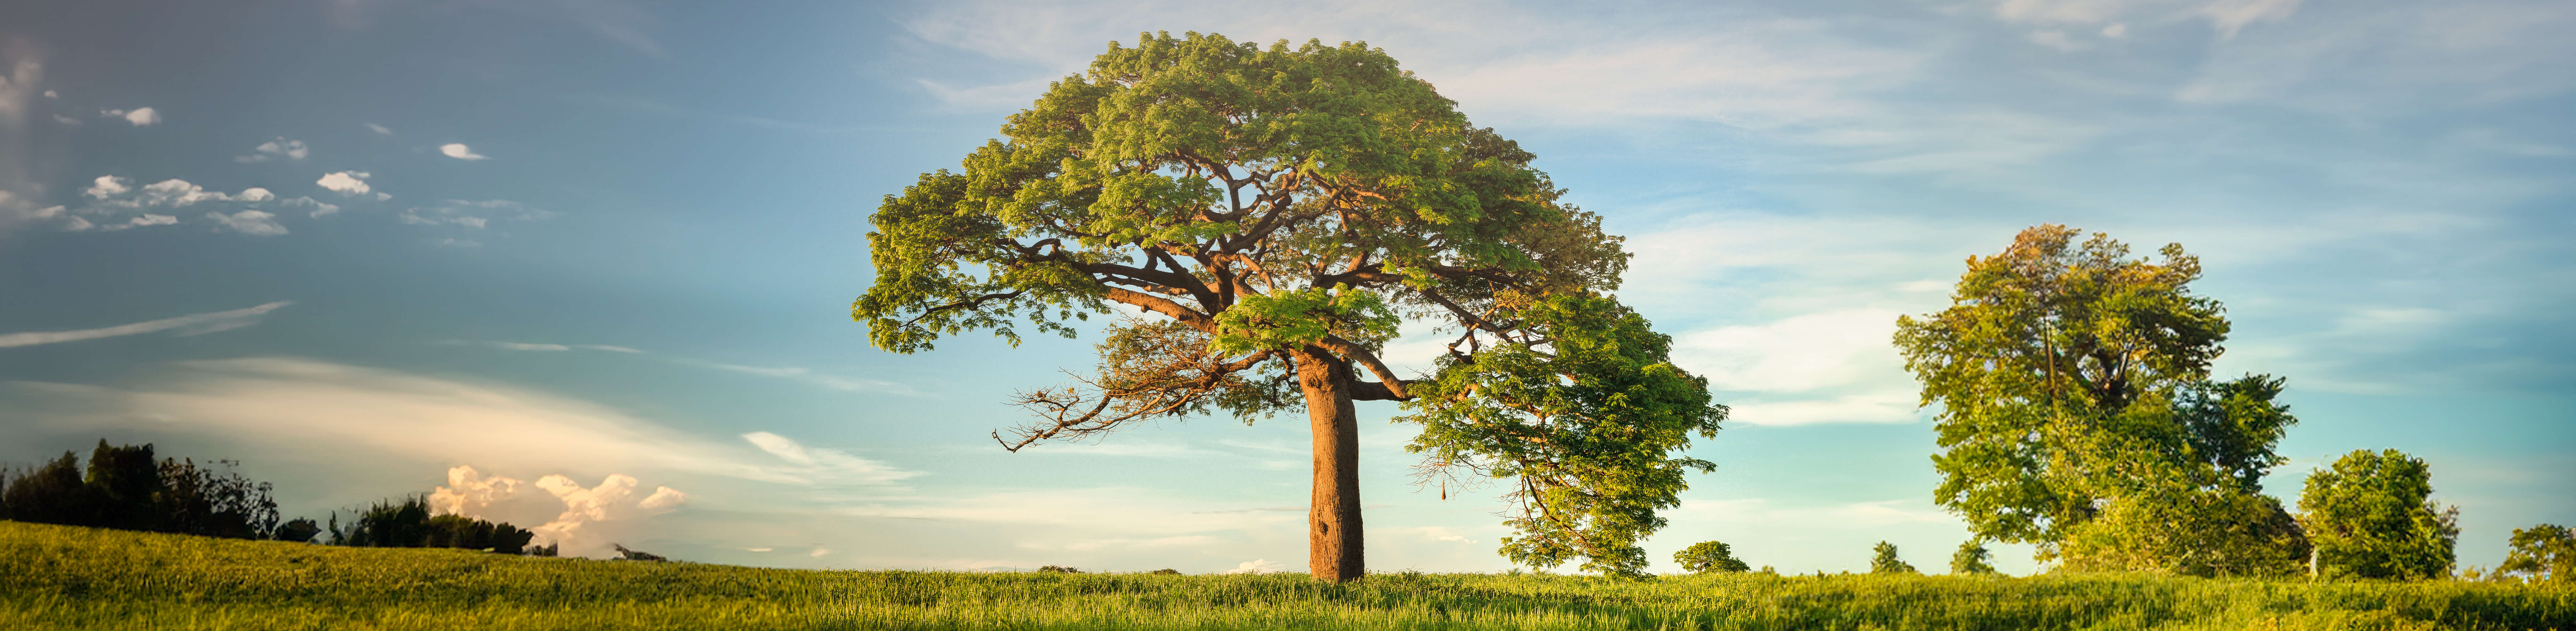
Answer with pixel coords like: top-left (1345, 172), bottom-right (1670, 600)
top-left (853, 32), bottom-right (1719, 581)
top-left (1894, 226), bottom-right (2302, 571)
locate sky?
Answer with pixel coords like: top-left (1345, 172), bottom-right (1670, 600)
top-left (0, 0), bottom-right (2569, 576)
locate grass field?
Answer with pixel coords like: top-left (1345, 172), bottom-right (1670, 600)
top-left (2, 521), bottom-right (2568, 630)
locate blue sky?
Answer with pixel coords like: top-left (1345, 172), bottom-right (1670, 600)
top-left (0, 0), bottom-right (2568, 576)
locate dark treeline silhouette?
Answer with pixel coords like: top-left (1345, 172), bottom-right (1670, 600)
top-left (3, 439), bottom-right (545, 555)
top-left (1, 440), bottom-right (283, 540)
top-left (326, 496), bottom-right (545, 555)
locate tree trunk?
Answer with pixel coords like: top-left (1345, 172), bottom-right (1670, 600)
top-left (1293, 347), bottom-right (1364, 583)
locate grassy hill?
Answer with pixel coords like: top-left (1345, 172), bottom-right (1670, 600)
top-left (1, 521), bottom-right (2568, 630)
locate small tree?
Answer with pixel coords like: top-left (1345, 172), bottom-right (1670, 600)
top-left (1870, 541), bottom-right (1917, 574)
top-left (2298, 449), bottom-right (2458, 580)
top-left (1951, 539), bottom-right (1998, 575)
top-left (2496, 524), bottom-right (2572, 584)
top-left (1674, 540), bottom-right (1751, 574)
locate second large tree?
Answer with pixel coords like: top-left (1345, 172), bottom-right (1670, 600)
top-left (855, 33), bottom-right (1719, 581)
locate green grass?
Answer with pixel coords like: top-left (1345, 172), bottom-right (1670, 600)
top-left (2, 521), bottom-right (2568, 630)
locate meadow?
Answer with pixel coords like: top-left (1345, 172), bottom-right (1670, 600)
top-left (2, 521), bottom-right (2567, 631)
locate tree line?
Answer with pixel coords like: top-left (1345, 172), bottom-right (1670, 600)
top-left (1, 440), bottom-right (550, 555)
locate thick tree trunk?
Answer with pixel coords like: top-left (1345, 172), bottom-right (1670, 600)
top-left (1293, 347), bottom-right (1364, 583)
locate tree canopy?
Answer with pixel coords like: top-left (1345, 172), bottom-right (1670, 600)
top-left (2299, 449), bottom-right (2459, 580)
top-left (1673, 540), bottom-right (1751, 575)
top-left (1894, 226), bottom-right (2307, 574)
top-left (852, 32), bottom-right (1717, 581)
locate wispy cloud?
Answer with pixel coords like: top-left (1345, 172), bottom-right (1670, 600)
top-left (0, 301), bottom-right (291, 348)
top-left (1, 357), bottom-right (919, 486)
top-left (442, 338), bottom-right (918, 396)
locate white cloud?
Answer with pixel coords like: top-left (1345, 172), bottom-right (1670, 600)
top-left (236, 187), bottom-right (274, 202)
top-left (0, 191), bottom-right (81, 234)
top-left (532, 473), bottom-right (688, 558)
top-left (236, 138), bottom-right (309, 163)
top-left (428, 465), bottom-right (690, 559)
top-left (1723, 391), bottom-right (1923, 426)
top-left (52, 114), bottom-right (78, 126)
top-left (2199, 0), bottom-right (2303, 38)
top-left (439, 143), bottom-right (489, 160)
top-left (2028, 30), bottom-right (2085, 51)
top-left (103, 106), bottom-right (160, 126)
top-left (316, 171), bottom-right (372, 196)
top-left (83, 176), bottom-right (129, 199)
top-left (0, 301), bottom-right (292, 348)
top-left (364, 122), bottom-right (392, 135)
top-left (1671, 309), bottom-right (1903, 394)
top-left (427, 465), bottom-right (529, 517)
top-left (101, 214), bottom-right (179, 231)
top-left (205, 210), bottom-right (288, 236)
top-left (1223, 559), bottom-right (1286, 574)
top-left (281, 196), bottom-right (339, 217)
top-left (41, 90), bottom-right (55, 99)
top-left (139, 179), bottom-right (231, 207)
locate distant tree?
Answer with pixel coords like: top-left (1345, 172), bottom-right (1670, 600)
top-left (2298, 449), bottom-right (2459, 580)
top-left (2496, 524), bottom-right (2574, 584)
top-left (1038, 566), bottom-right (1082, 574)
top-left (155, 458), bottom-right (280, 539)
top-left (86, 441), bottom-right (162, 531)
top-left (425, 514), bottom-right (536, 553)
top-left (1895, 226), bottom-right (2303, 575)
top-left (851, 32), bottom-right (1712, 582)
top-left (1150, 568), bottom-right (1181, 575)
top-left (1674, 540), bottom-right (1751, 574)
top-left (2, 452), bottom-right (91, 526)
top-left (273, 518), bottom-right (322, 543)
top-left (1951, 540), bottom-right (1998, 575)
top-left (1870, 542), bottom-right (1917, 574)
top-left (342, 497), bottom-right (434, 548)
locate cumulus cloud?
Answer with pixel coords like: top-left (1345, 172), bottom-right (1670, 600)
top-left (315, 171), bottom-right (371, 196)
top-left (235, 138), bottom-right (310, 163)
top-left (532, 473), bottom-right (689, 558)
top-left (1223, 559), bottom-right (1286, 574)
top-left (428, 465), bottom-right (689, 559)
top-left (102, 107), bottom-right (159, 126)
top-left (0, 301), bottom-right (292, 348)
top-left (205, 210), bottom-right (288, 236)
top-left (82, 176), bottom-right (129, 199)
top-left (81, 176), bottom-right (275, 210)
top-left (439, 143), bottom-right (488, 160)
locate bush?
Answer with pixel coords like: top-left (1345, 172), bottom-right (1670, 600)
top-left (1674, 541), bottom-right (1750, 574)
top-left (1037, 565), bottom-right (1081, 574)
top-left (1150, 568), bottom-right (1180, 575)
